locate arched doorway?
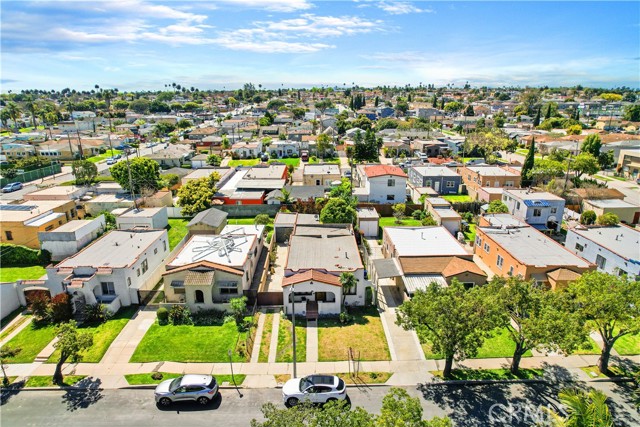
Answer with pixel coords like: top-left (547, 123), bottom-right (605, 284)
top-left (195, 290), bottom-right (204, 304)
top-left (23, 288), bottom-right (51, 308)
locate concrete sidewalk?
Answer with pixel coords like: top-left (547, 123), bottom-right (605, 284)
top-left (377, 284), bottom-right (424, 362)
top-left (100, 310), bottom-right (156, 365)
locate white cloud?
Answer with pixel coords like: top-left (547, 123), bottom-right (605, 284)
top-left (377, 2), bottom-right (433, 15)
top-left (218, 0), bottom-right (314, 12)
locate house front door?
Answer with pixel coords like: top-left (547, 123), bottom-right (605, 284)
top-left (434, 181), bottom-right (440, 192)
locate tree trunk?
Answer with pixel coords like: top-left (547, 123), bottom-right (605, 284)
top-left (598, 343), bottom-right (612, 375)
top-left (510, 350), bottom-right (524, 374)
top-left (443, 355), bottom-right (454, 379)
top-left (53, 355), bottom-right (68, 385)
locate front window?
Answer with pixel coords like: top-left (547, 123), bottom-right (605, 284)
top-left (446, 181), bottom-right (455, 188)
top-left (533, 209), bottom-right (542, 217)
top-left (484, 243), bottom-right (490, 253)
top-left (550, 207), bottom-right (557, 214)
top-left (575, 243), bottom-right (584, 252)
top-left (475, 236), bottom-right (482, 247)
top-left (386, 195), bottom-right (395, 201)
top-left (387, 179), bottom-right (395, 187)
top-left (219, 281), bottom-right (239, 295)
top-left (101, 282), bottom-right (116, 295)
top-left (141, 259), bottom-right (149, 274)
top-left (596, 255), bottom-right (607, 269)
top-left (497, 255), bottom-right (504, 269)
top-left (5, 231), bottom-right (13, 241)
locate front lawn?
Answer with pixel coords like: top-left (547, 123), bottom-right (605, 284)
top-left (269, 158), bottom-right (300, 167)
top-left (442, 194), bottom-right (473, 203)
top-left (431, 368), bottom-right (543, 381)
top-left (47, 306), bottom-right (137, 363)
top-left (258, 313), bottom-right (274, 363)
top-left (25, 375), bottom-right (86, 388)
top-left (572, 337), bottom-right (601, 355)
top-left (276, 316), bottom-right (306, 363)
top-left (318, 307), bottom-right (390, 362)
top-left (421, 340), bottom-right (443, 360)
top-left (228, 159), bottom-right (260, 167)
top-left (227, 218), bottom-right (256, 225)
top-left (474, 327), bottom-right (533, 359)
top-left (87, 149), bottom-right (122, 163)
top-left (130, 321), bottom-right (248, 363)
top-left (124, 372), bottom-right (246, 385)
top-left (2, 323), bottom-right (56, 363)
top-left (309, 157), bottom-right (340, 164)
top-left (379, 217), bottom-right (423, 228)
top-left (167, 219), bottom-right (189, 250)
top-left (613, 332), bottom-right (640, 355)
top-left (0, 266), bottom-right (47, 282)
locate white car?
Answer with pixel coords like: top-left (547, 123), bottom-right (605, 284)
top-left (282, 375), bottom-right (347, 407)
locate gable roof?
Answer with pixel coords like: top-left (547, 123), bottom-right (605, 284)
top-left (187, 208), bottom-right (228, 228)
top-left (363, 165), bottom-right (407, 178)
top-left (546, 268), bottom-right (582, 283)
top-left (441, 257), bottom-right (487, 278)
top-left (163, 260), bottom-right (243, 276)
top-left (282, 270), bottom-right (342, 287)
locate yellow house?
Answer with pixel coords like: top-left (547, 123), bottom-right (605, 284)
top-left (302, 164), bottom-right (341, 187)
top-left (0, 200), bottom-right (78, 249)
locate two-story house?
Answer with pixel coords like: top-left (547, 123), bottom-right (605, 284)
top-left (458, 165), bottom-right (521, 201)
top-left (502, 189), bottom-right (565, 232)
top-left (354, 165), bottom-right (408, 204)
top-left (408, 166), bottom-right (461, 195)
top-left (302, 164), bottom-right (341, 187)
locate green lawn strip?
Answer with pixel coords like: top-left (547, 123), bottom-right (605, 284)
top-left (1, 307), bottom-right (26, 330)
top-left (612, 330), bottom-right (639, 355)
top-left (430, 368), bottom-right (543, 381)
top-left (309, 157), bottom-right (340, 164)
top-left (25, 375), bottom-right (86, 388)
top-left (2, 323), bottom-right (57, 363)
top-left (463, 224), bottom-right (476, 242)
top-left (19, 126), bottom-right (46, 133)
top-left (572, 336), bottom-right (601, 355)
top-left (46, 306), bottom-right (137, 363)
top-left (130, 321), bottom-right (247, 363)
top-left (258, 313), bottom-right (274, 363)
top-left (378, 217), bottom-right (423, 228)
top-left (228, 159), bottom-right (260, 167)
top-left (0, 376), bottom-right (18, 386)
top-left (276, 316), bottom-right (306, 363)
top-left (474, 327), bottom-right (533, 359)
top-left (580, 365), bottom-right (632, 379)
top-left (124, 373), bottom-right (246, 386)
top-left (87, 149), bottom-right (122, 163)
top-left (580, 366), bottom-right (606, 379)
top-left (0, 266), bottom-right (47, 282)
top-left (420, 341), bottom-right (444, 360)
top-left (442, 194), bottom-right (473, 203)
top-left (167, 219), bottom-right (189, 250)
top-left (269, 158), bottom-right (300, 167)
top-left (594, 175), bottom-right (613, 182)
top-left (227, 218), bottom-right (256, 225)
top-left (317, 307), bottom-right (390, 362)
top-left (0, 314), bottom-right (29, 342)
top-left (340, 372), bottom-right (391, 384)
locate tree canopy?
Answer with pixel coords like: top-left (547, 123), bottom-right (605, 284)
top-left (71, 160), bottom-right (98, 186)
top-left (110, 157), bottom-right (160, 194)
top-left (320, 198), bottom-right (356, 224)
top-left (177, 174), bottom-right (219, 217)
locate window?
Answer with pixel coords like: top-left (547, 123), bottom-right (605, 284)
top-left (533, 208), bottom-right (542, 217)
top-left (163, 240), bottom-right (167, 251)
top-left (387, 179), bottom-right (395, 187)
top-left (508, 266), bottom-right (514, 276)
top-left (386, 195), bottom-right (395, 201)
top-left (505, 181), bottom-right (514, 187)
top-left (101, 282), bottom-right (115, 295)
top-left (141, 259), bottom-right (148, 274)
top-left (137, 268), bottom-right (141, 277)
top-left (316, 179), bottom-right (321, 186)
top-left (5, 231), bottom-right (13, 241)
top-left (617, 268), bottom-right (628, 276)
top-left (344, 281), bottom-right (357, 295)
top-left (575, 243), bottom-right (584, 252)
top-left (550, 207), bottom-right (557, 214)
top-left (315, 292), bottom-right (336, 302)
top-left (45, 225), bottom-right (54, 231)
top-left (127, 278), bottom-right (131, 286)
top-left (497, 255), bottom-right (504, 269)
top-left (475, 236), bottom-right (482, 247)
top-left (484, 242), bottom-right (490, 253)
top-left (195, 290), bottom-right (204, 303)
top-left (219, 281), bottom-right (239, 295)
top-left (425, 180), bottom-right (432, 188)
top-left (154, 248), bottom-right (158, 255)
top-left (516, 201), bottom-right (521, 210)
top-left (446, 181), bottom-right (455, 188)
top-left (595, 255), bottom-right (607, 269)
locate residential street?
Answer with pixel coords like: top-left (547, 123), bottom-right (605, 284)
top-left (2, 382), bottom-right (638, 427)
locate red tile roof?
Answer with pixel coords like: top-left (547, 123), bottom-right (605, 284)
top-left (363, 165), bottom-right (407, 178)
top-left (282, 269), bottom-right (342, 287)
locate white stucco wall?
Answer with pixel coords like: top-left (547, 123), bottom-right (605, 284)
top-left (0, 284), bottom-right (21, 319)
top-left (367, 175), bottom-right (407, 204)
top-left (565, 230), bottom-right (640, 277)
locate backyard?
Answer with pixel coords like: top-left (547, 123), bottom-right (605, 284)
top-left (276, 316), bottom-right (306, 363)
top-left (0, 266), bottom-right (47, 282)
top-left (228, 159), bottom-right (260, 167)
top-left (227, 218), bottom-right (256, 225)
top-left (317, 307), bottom-right (390, 362)
top-left (442, 194), bottom-right (473, 203)
top-left (378, 217), bottom-right (423, 228)
top-left (269, 158), bottom-right (300, 167)
top-left (2, 322), bottom-right (57, 363)
top-left (463, 224), bottom-right (477, 243)
top-left (130, 321), bottom-right (248, 363)
top-left (167, 219), bottom-right (189, 250)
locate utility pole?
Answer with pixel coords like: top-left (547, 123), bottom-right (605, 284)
top-left (124, 149), bottom-right (138, 210)
top-left (563, 140), bottom-right (580, 195)
top-left (291, 283), bottom-right (297, 379)
top-left (75, 127), bottom-right (84, 160)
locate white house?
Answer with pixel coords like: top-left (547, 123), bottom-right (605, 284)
top-left (268, 140), bottom-right (300, 158)
top-left (231, 140), bottom-right (263, 158)
top-left (38, 216), bottom-right (106, 262)
top-left (502, 189), bottom-right (565, 232)
top-left (425, 198), bottom-right (462, 236)
top-left (565, 225), bottom-right (640, 278)
top-left (354, 165), bottom-right (408, 204)
top-left (116, 207), bottom-right (169, 230)
top-left (44, 229), bottom-right (169, 313)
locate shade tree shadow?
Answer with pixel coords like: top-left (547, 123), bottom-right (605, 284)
top-left (0, 379), bottom-right (25, 406)
top-left (61, 377), bottom-right (103, 412)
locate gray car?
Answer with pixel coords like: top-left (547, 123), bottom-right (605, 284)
top-left (154, 375), bottom-right (219, 406)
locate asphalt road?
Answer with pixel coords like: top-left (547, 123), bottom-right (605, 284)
top-left (1, 381), bottom-right (638, 427)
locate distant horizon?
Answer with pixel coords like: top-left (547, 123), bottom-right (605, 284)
top-left (2, 1), bottom-right (638, 91)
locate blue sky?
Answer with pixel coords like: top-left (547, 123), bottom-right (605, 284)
top-left (1, 1), bottom-right (638, 91)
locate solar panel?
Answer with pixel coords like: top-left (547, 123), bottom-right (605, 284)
top-left (0, 205), bottom-right (37, 211)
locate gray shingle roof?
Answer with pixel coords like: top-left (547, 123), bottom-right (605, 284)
top-left (187, 208), bottom-right (228, 228)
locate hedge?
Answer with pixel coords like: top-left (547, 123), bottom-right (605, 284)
top-left (0, 244), bottom-right (51, 267)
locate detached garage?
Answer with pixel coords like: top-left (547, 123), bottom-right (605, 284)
top-left (356, 208), bottom-right (380, 237)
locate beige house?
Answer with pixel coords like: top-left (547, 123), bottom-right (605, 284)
top-left (582, 199), bottom-right (640, 224)
top-left (302, 164), bottom-right (341, 187)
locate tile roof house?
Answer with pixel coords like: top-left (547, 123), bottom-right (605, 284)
top-left (354, 165), bottom-right (408, 204)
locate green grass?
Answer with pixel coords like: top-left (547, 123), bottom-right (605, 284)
top-left (269, 158), bottom-right (300, 167)
top-left (0, 376), bottom-right (18, 386)
top-left (613, 332), bottom-right (640, 355)
top-left (460, 157), bottom-right (484, 163)
top-left (309, 157), bottom-right (340, 164)
top-left (0, 312), bottom-right (28, 342)
top-left (421, 340), bottom-right (443, 360)
top-left (87, 149), bottom-right (122, 163)
top-left (1, 307), bottom-right (25, 330)
top-left (430, 368), bottom-right (543, 381)
top-left (25, 375), bottom-right (86, 388)
top-left (130, 321), bottom-right (248, 363)
top-left (258, 313), bottom-right (274, 363)
top-left (19, 126), bottom-right (46, 133)
top-left (276, 316), bottom-right (306, 363)
top-left (379, 217), bottom-right (423, 228)
top-left (167, 219), bottom-right (189, 250)
top-left (573, 337), bottom-right (601, 355)
top-left (227, 218), bottom-right (256, 225)
top-left (610, 175), bottom-right (627, 181)
top-left (580, 365), bottom-right (631, 379)
top-left (228, 159), bottom-right (260, 167)
top-left (442, 194), bottom-right (473, 203)
top-left (594, 175), bottom-right (613, 182)
top-left (59, 176), bottom-right (115, 186)
top-left (580, 366), bottom-right (606, 379)
top-left (0, 266), bottom-right (47, 282)
top-left (47, 306), bottom-right (137, 363)
top-left (124, 372), bottom-right (246, 385)
top-left (2, 323), bottom-right (57, 363)
top-left (464, 224), bottom-right (476, 242)
top-left (318, 307), bottom-right (390, 362)
top-left (474, 327), bottom-right (533, 359)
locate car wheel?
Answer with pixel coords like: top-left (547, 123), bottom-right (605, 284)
top-left (159, 397), bottom-right (172, 407)
top-left (287, 397), bottom-right (299, 407)
top-left (197, 397), bottom-right (210, 405)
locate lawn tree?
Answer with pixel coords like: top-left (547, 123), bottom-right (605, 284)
top-left (545, 388), bottom-right (613, 427)
top-left (623, 104), bottom-right (640, 122)
top-left (530, 158), bottom-right (565, 185)
top-left (320, 198), bottom-right (356, 224)
top-left (160, 173), bottom-right (180, 190)
top-left (396, 281), bottom-right (500, 379)
top-left (254, 214), bottom-right (271, 225)
top-left (567, 271), bottom-right (640, 374)
top-left (486, 200), bottom-right (509, 214)
top-left (490, 277), bottom-right (586, 374)
top-left (392, 203), bottom-right (406, 223)
top-left (316, 133), bottom-right (332, 158)
top-left (176, 119), bottom-right (192, 129)
top-left (571, 153), bottom-right (600, 179)
top-left (110, 157), bottom-right (160, 194)
top-left (339, 272), bottom-right (357, 307)
top-left (207, 154), bottom-right (221, 166)
top-left (581, 134), bottom-right (602, 158)
top-left (521, 137), bottom-right (536, 186)
top-left (229, 296), bottom-right (248, 328)
top-left (53, 321), bottom-right (93, 385)
top-left (580, 210), bottom-right (596, 225)
top-left (596, 213), bottom-right (619, 226)
top-left (71, 160), bottom-right (98, 186)
top-left (177, 175), bottom-right (217, 216)
top-left (0, 346), bottom-right (21, 386)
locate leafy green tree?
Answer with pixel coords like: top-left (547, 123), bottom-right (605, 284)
top-left (392, 203), bottom-right (406, 223)
top-left (177, 176), bottom-right (216, 216)
top-left (113, 100), bottom-right (130, 110)
top-left (521, 138), bottom-right (536, 185)
top-left (339, 272), bottom-right (357, 307)
top-left (6, 101), bottom-right (22, 132)
top-left (623, 104), bottom-right (640, 122)
top-left (443, 101), bottom-right (463, 113)
top-left (596, 213), bottom-right (619, 226)
top-left (71, 160), bottom-right (98, 185)
top-left (377, 388), bottom-right (451, 427)
top-left (530, 158), bottom-right (565, 185)
top-left (161, 173), bottom-right (180, 189)
top-left (1, 346), bottom-right (21, 386)
top-left (229, 296), bottom-right (247, 327)
top-left (97, 210), bottom-right (116, 230)
top-left (320, 198), bottom-right (356, 224)
top-left (494, 111), bottom-right (506, 128)
top-left (567, 271), bottom-right (640, 374)
top-left (177, 119), bottom-right (193, 129)
top-left (129, 98), bottom-right (150, 114)
top-left (110, 157), bottom-right (160, 194)
top-left (580, 210), bottom-right (596, 225)
top-left (291, 107), bottom-right (306, 120)
top-left (396, 281), bottom-right (499, 378)
top-left (207, 154), bottom-right (221, 166)
top-left (53, 321), bottom-right (93, 385)
top-left (566, 125), bottom-right (582, 135)
top-left (316, 133), bottom-right (332, 158)
top-left (600, 93), bottom-right (623, 102)
top-left (267, 99), bottom-right (286, 110)
top-left (597, 151), bottom-right (615, 170)
top-left (24, 95), bottom-right (38, 128)
top-left (314, 99), bottom-right (334, 116)
top-left (153, 122), bottom-right (176, 137)
top-left (254, 214), bottom-right (271, 225)
top-left (533, 108), bottom-right (541, 127)
top-left (571, 152), bottom-right (600, 179)
top-left (487, 200), bottom-right (509, 213)
top-left (581, 134), bottom-right (602, 157)
top-left (463, 104), bottom-right (474, 116)
top-left (545, 388), bottom-right (613, 427)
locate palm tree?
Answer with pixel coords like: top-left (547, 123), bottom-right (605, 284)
top-left (24, 96), bottom-right (38, 129)
top-left (6, 102), bottom-right (22, 132)
top-left (546, 388), bottom-right (612, 427)
top-left (339, 272), bottom-right (357, 308)
top-left (277, 188), bottom-right (293, 205)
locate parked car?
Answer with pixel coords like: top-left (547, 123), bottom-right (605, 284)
top-left (106, 158), bottom-right (116, 165)
top-left (2, 182), bottom-right (23, 193)
top-left (261, 153), bottom-right (269, 162)
top-left (154, 375), bottom-right (219, 407)
top-left (282, 375), bottom-right (347, 407)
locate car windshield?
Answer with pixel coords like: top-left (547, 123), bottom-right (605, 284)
top-left (168, 377), bottom-right (183, 392)
top-left (299, 377), bottom-right (313, 392)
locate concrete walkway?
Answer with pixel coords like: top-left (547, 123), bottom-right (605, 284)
top-left (250, 312), bottom-right (266, 363)
top-left (100, 310), bottom-right (156, 365)
top-left (267, 313), bottom-right (280, 363)
top-left (377, 283), bottom-right (424, 362)
top-left (306, 320), bottom-right (318, 363)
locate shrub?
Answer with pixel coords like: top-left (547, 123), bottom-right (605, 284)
top-left (169, 305), bottom-right (192, 326)
top-left (339, 311), bottom-right (353, 325)
top-left (156, 307), bottom-right (169, 325)
top-left (412, 210), bottom-right (426, 220)
top-left (290, 153), bottom-right (299, 158)
top-left (254, 214), bottom-right (271, 225)
top-left (0, 244), bottom-right (50, 267)
top-left (191, 309), bottom-right (225, 326)
top-left (29, 291), bottom-right (51, 323)
top-left (50, 293), bottom-right (73, 323)
top-left (597, 212), bottom-right (620, 226)
top-left (223, 315), bottom-right (236, 324)
top-left (151, 372), bottom-right (164, 381)
top-left (580, 210), bottom-right (596, 225)
top-left (84, 303), bottom-right (111, 324)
